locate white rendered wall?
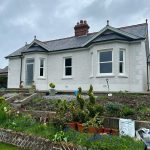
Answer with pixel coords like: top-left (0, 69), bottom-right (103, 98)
top-left (8, 58), bottom-right (21, 88)
top-left (8, 40), bottom-right (148, 92)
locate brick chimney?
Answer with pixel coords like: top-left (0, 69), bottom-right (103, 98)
top-left (74, 20), bottom-right (90, 36)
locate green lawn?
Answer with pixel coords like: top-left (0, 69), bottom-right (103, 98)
top-left (0, 142), bottom-right (21, 150)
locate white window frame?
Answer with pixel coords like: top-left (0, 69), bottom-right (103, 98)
top-left (98, 49), bottom-right (113, 76)
top-left (119, 49), bottom-right (126, 75)
top-left (39, 58), bottom-right (45, 77)
top-left (63, 57), bottom-right (72, 78)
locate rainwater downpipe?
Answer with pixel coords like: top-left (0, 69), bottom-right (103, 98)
top-left (147, 56), bottom-right (150, 91)
top-left (20, 55), bottom-right (23, 86)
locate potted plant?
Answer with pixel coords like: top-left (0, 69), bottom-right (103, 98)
top-left (76, 109), bottom-right (88, 132)
top-left (49, 82), bottom-right (56, 96)
top-left (84, 114), bottom-right (104, 134)
top-left (64, 112), bottom-right (77, 130)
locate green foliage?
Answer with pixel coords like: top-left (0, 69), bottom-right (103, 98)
top-left (0, 142), bottom-right (21, 150)
top-left (87, 104), bottom-right (104, 118)
top-left (84, 114), bottom-right (104, 128)
top-left (76, 87), bottom-right (85, 109)
top-left (0, 96), bottom-right (5, 103)
top-left (87, 85), bottom-right (95, 105)
top-left (53, 131), bottom-right (68, 142)
top-left (49, 82), bottom-right (55, 88)
top-left (77, 109), bottom-right (88, 123)
top-left (64, 129), bottom-right (144, 150)
top-left (0, 97), bottom-right (11, 123)
top-left (121, 106), bottom-right (135, 117)
top-left (105, 102), bottom-right (123, 117)
top-left (5, 114), bottom-right (36, 131)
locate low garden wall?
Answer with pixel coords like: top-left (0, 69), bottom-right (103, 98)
top-left (0, 128), bottom-right (78, 150)
top-left (103, 117), bottom-right (150, 130)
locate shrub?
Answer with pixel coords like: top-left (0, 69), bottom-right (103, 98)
top-left (76, 87), bottom-right (85, 109)
top-left (94, 105), bottom-right (104, 116)
top-left (49, 83), bottom-right (55, 88)
top-left (87, 104), bottom-right (104, 118)
top-left (122, 106), bottom-right (135, 117)
top-left (77, 109), bottom-right (89, 123)
top-left (87, 85), bottom-right (95, 105)
top-left (105, 102), bottom-right (123, 117)
top-left (0, 96), bottom-right (5, 103)
top-left (53, 131), bottom-right (68, 142)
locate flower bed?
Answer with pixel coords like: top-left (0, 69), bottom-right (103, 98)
top-left (0, 96), bottom-right (145, 150)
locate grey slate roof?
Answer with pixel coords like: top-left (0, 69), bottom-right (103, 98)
top-left (6, 23), bottom-right (147, 58)
top-left (118, 23), bottom-right (147, 38)
top-left (0, 66), bottom-right (8, 74)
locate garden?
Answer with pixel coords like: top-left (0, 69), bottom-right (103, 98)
top-left (23, 87), bottom-right (150, 122)
top-left (0, 84), bottom-right (147, 150)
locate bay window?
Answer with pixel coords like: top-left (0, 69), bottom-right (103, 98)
top-left (99, 50), bottom-right (113, 74)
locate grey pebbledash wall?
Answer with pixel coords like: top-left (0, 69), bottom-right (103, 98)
top-left (0, 128), bottom-right (78, 150)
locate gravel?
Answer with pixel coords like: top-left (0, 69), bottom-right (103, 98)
top-left (43, 94), bottom-right (89, 101)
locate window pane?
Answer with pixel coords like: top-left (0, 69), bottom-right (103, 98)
top-left (65, 67), bottom-right (72, 76)
top-left (65, 58), bottom-right (72, 66)
top-left (40, 68), bottom-right (43, 76)
top-left (119, 51), bottom-right (123, 61)
top-left (119, 62), bottom-right (123, 73)
top-left (40, 59), bottom-right (44, 67)
top-left (100, 63), bottom-right (112, 73)
top-left (100, 51), bottom-right (112, 62)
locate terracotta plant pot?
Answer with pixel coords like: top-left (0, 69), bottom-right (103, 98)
top-left (88, 127), bottom-right (100, 134)
top-left (103, 128), bottom-right (111, 134)
top-left (66, 122), bottom-right (77, 130)
top-left (110, 129), bottom-right (119, 135)
top-left (77, 123), bottom-right (84, 132)
top-left (98, 127), bottom-right (105, 134)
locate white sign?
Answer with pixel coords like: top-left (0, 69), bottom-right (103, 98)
top-left (119, 118), bottom-right (135, 137)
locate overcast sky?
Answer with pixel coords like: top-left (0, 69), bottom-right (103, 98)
top-left (0, 0), bottom-right (150, 68)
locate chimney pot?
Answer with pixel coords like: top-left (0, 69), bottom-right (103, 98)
top-left (80, 20), bottom-right (83, 24)
top-left (84, 20), bottom-right (87, 24)
top-left (74, 20), bottom-right (90, 37)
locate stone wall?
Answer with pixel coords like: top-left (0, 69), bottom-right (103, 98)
top-left (103, 117), bottom-right (150, 130)
top-left (0, 128), bottom-right (77, 150)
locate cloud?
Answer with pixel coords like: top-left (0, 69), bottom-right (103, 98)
top-left (0, 0), bottom-right (150, 68)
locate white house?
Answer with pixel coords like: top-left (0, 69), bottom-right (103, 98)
top-left (6, 20), bottom-right (150, 92)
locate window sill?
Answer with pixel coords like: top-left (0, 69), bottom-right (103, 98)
top-left (62, 76), bottom-right (73, 79)
top-left (37, 77), bottom-right (46, 80)
top-left (118, 74), bottom-right (128, 78)
top-left (96, 74), bottom-right (115, 78)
